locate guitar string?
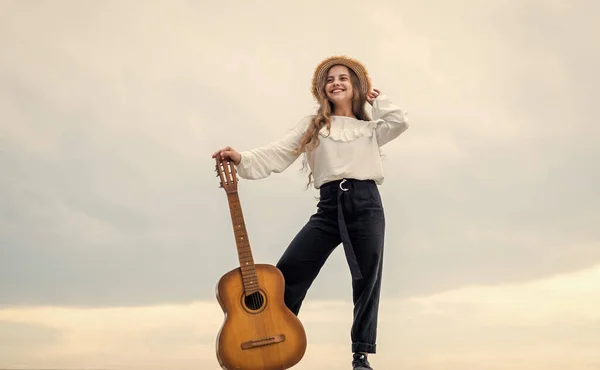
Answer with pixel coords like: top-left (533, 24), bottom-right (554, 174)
top-left (221, 161), bottom-right (263, 310)
top-left (234, 198), bottom-right (259, 309)
top-left (238, 204), bottom-right (260, 309)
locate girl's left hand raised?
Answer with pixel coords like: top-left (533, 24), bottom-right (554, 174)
top-left (367, 88), bottom-right (381, 105)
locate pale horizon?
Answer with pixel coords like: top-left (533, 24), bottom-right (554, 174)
top-left (1, 0), bottom-right (599, 369)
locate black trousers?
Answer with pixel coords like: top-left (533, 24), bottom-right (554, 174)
top-left (276, 178), bottom-right (386, 354)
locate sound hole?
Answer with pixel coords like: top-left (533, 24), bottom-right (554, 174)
top-left (244, 291), bottom-right (265, 311)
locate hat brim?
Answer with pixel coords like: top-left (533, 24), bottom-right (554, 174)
top-left (312, 55), bottom-right (371, 100)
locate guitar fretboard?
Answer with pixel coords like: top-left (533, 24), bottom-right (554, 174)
top-left (226, 192), bottom-right (259, 294)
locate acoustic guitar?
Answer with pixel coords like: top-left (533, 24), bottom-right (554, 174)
top-left (214, 156), bottom-right (307, 370)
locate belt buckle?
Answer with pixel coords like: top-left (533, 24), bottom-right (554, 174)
top-left (339, 179), bottom-right (349, 191)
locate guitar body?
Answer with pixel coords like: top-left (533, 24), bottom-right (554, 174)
top-left (216, 263), bottom-right (307, 370)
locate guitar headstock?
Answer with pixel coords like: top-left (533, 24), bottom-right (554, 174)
top-left (215, 157), bottom-right (238, 193)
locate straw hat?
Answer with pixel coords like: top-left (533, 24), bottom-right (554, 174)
top-left (311, 55), bottom-right (371, 100)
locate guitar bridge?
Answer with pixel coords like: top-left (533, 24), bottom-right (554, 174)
top-left (240, 334), bottom-right (285, 350)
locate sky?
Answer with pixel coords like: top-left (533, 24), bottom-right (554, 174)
top-left (1, 0), bottom-right (599, 369)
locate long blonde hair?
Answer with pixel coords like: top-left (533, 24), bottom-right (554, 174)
top-left (294, 65), bottom-right (371, 188)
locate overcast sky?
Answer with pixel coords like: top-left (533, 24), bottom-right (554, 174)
top-left (1, 0), bottom-right (599, 369)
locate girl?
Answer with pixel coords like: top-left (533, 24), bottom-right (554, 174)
top-left (212, 55), bottom-right (409, 370)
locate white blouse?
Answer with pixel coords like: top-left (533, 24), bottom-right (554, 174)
top-left (236, 94), bottom-right (409, 189)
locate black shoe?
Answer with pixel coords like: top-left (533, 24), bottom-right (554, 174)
top-left (352, 353), bottom-right (373, 370)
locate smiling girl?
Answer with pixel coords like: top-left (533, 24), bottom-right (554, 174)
top-left (212, 55), bottom-right (409, 369)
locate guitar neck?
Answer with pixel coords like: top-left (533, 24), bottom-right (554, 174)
top-left (226, 192), bottom-right (259, 294)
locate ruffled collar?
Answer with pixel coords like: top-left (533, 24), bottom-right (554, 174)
top-left (319, 116), bottom-right (375, 142)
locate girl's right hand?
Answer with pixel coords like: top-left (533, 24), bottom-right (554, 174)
top-left (212, 146), bottom-right (241, 165)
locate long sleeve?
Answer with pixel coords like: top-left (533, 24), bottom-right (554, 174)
top-left (371, 94), bottom-right (409, 146)
top-left (235, 118), bottom-right (310, 180)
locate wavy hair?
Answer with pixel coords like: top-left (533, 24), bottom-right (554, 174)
top-left (294, 65), bottom-right (371, 188)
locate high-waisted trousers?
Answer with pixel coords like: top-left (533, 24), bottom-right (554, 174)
top-left (276, 178), bottom-right (386, 354)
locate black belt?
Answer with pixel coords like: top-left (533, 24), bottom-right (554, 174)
top-left (335, 179), bottom-right (363, 280)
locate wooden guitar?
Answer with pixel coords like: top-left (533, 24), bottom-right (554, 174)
top-left (214, 156), bottom-right (307, 370)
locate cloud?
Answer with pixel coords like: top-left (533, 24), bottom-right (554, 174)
top-left (1, 0), bottom-right (598, 311)
top-left (0, 302), bottom-right (220, 369)
top-left (387, 263), bottom-right (600, 370)
top-left (2, 263), bottom-right (600, 369)
top-left (0, 321), bottom-right (64, 369)
top-left (409, 262), bottom-right (600, 325)
top-left (0, 320), bottom-right (63, 347)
